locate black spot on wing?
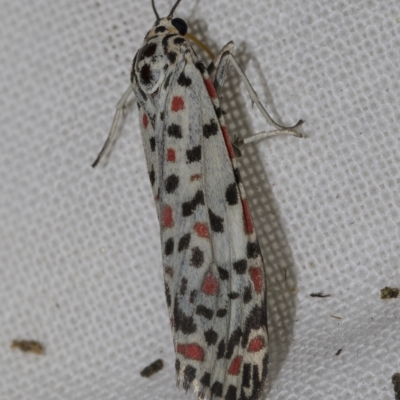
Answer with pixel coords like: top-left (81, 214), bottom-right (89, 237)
top-left (226, 328), bottom-right (242, 359)
top-left (149, 167), bottom-right (155, 186)
top-left (165, 282), bottom-right (171, 307)
top-left (149, 137), bottom-right (156, 151)
top-left (200, 372), bottom-right (210, 387)
top-left (186, 145), bottom-right (201, 163)
top-left (242, 363), bottom-right (251, 388)
top-left (216, 340), bottom-right (225, 359)
top-left (247, 241), bottom-right (261, 259)
top-left (233, 259), bottom-right (247, 274)
top-left (233, 167), bottom-right (242, 185)
top-left (140, 63), bottom-right (152, 85)
top-left (195, 61), bottom-right (206, 74)
top-left (167, 123), bottom-right (182, 138)
top-left (216, 308), bottom-right (227, 318)
top-left (167, 51), bottom-right (177, 63)
top-left (183, 365), bottom-right (196, 390)
top-left (140, 42), bottom-right (157, 59)
top-left (196, 305), bottom-right (213, 319)
top-left (211, 381), bottom-right (223, 397)
top-left (190, 247), bottom-right (204, 267)
top-left (228, 292), bottom-right (240, 299)
top-left (165, 238), bottom-right (174, 256)
top-left (218, 267), bottom-right (229, 280)
top-left (225, 385), bottom-right (237, 400)
top-left (189, 290), bottom-right (197, 303)
top-left (177, 71), bottom-right (192, 87)
top-left (178, 233), bottom-right (191, 252)
top-left (225, 183), bottom-right (239, 205)
top-left (214, 105), bottom-right (222, 118)
top-left (182, 190), bottom-right (205, 217)
top-left (204, 329), bottom-right (218, 346)
top-left (174, 296), bottom-right (196, 334)
top-left (243, 286), bottom-right (252, 303)
top-left (165, 174), bottom-right (179, 193)
top-left (180, 277), bottom-right (187, 296)
top-left (203, 119), bottom-right (219, 138)
top-left (208, 209), bottom-right (224, 233)
top-left (164, 73), bottom-right (172, 89)
top-left (241, 305), bottom-right (266, 347)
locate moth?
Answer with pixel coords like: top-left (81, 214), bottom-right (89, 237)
top-left (93, 1), bottom-right (302, 399)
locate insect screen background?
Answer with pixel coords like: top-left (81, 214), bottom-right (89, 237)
top-left (0, 0), bottom-right (399, 399)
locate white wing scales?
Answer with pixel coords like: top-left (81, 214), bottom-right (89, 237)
top-left (133, 31), bottom-right (268, 400)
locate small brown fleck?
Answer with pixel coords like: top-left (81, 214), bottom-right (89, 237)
top-left (11, 340), bottom-right (45, 355)
top-left (335, 348), bottom-right (342, 356)
top-left (140, 359), bottom-right (164, 378)
top-left (381, 287), bottom-right (399, 299)
top-left (310, 292), bottom-right (331, 298)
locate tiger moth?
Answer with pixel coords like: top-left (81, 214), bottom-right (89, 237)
top-left (93, 1), bottom-right (303, 399)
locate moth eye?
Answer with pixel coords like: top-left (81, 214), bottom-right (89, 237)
top-left (171, 18), bottom-right (187, 36)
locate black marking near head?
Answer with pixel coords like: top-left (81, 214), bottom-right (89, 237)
top-left (140, 63), bottom-right (153, 85)
top-left (195, 61), bottom-right (206, 74)
top-left (155, 26), bottom-right (167, 33)
top-left (167, 51), bottom-right (177, 63)
top-left (140, 42), bottom-right (157, 59)
top-left (171, 18), bottom-right (187, 35)
top-left (174, 36), bottom-right (185, 45)
top-left (178, 71), bottom-right (192, 87)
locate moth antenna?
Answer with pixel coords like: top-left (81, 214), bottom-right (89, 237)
top-left (152, 0), bottom-right (160, 21)
top-left (168, 0), bottom-right (182, 18)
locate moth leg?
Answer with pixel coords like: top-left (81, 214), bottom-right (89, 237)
top-left (208, 43), bottom-right (304, 151)
top-left (92, 84), bottom-right (134, 168)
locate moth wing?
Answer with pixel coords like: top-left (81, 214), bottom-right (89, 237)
top-left (156, 47), bottom-right (268, 400)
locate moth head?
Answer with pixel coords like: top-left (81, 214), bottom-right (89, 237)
top-left (147, 0), bottom-right (187, 37)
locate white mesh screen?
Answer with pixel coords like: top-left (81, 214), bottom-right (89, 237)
top-left (1, 0), bottom-right (399, 399)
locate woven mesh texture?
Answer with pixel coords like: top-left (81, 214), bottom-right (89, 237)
top-left (1, 0), bottom-right (400, 399)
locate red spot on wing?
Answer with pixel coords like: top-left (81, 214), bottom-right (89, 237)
top-left (162, 205), bottom-right (173, 228)
top-left (228, 356), bottom-right (243, 375)
top-left (201, 273), bottom-right (218, 295)
top-left (221, 126), bottom-right (235, 159)
top-left (249, 267), bottom-right (263, 293)
top-left (167, 148), bottom-right (176, 162)
top-left (177, 343), bottom-right (204, 361)
top-left (248, 336), bottom-right (265, 352)
top-left (204, 78), bottom-right (217, 99)
top-left (171, 96), bottom-right (185, 112)
top-left (242, 199), bottom-right (254, 234)
top-left (143, 113), bottom-right (149, 129)
top-left (190, 174), bottom-right (202, 181)
top-left (194, 222), bottom-right (209, 238)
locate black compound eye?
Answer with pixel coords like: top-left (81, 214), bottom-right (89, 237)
top-left (171, 18), bottom-right (187, 36)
